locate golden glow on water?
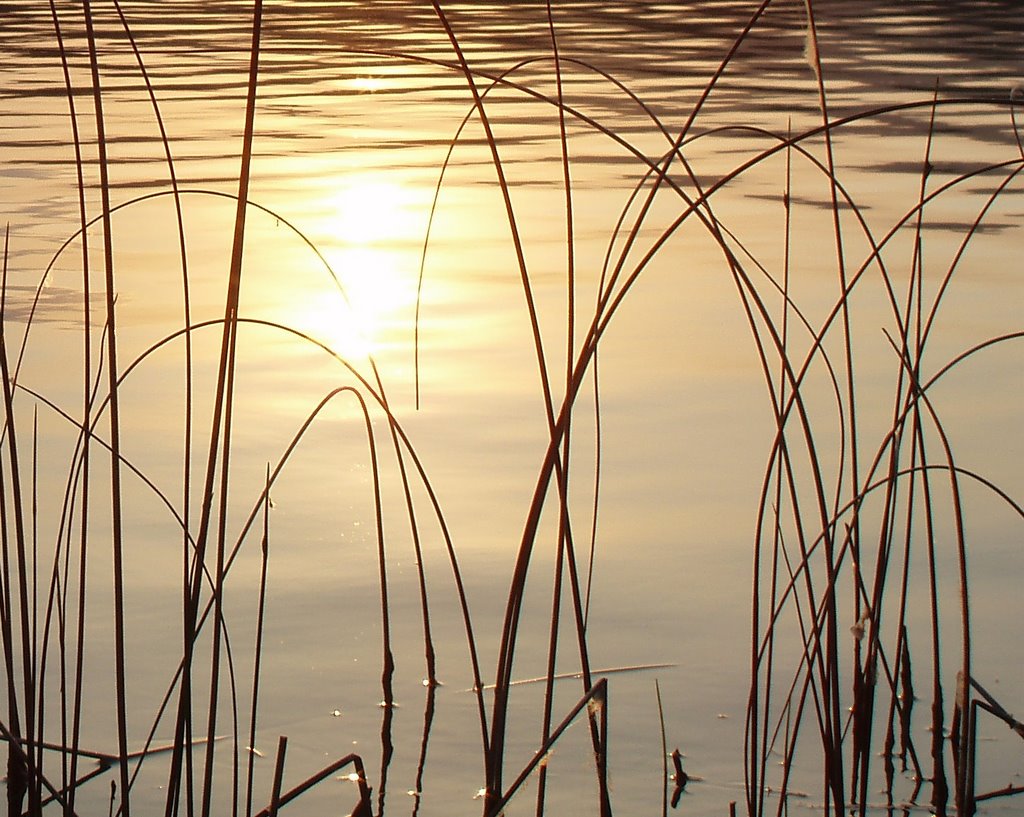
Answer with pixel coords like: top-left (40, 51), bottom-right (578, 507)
top-left (291, 285), bottom-right (374, 360)
top-left (327, 174), bottom-right (421, 246)
top-left (287, 175), bottom-right (426, 358)
top-left (285, 247), bottom-right (420, 360)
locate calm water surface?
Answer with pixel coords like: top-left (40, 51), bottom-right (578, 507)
top-left (1, 2), bottom-right (1023, 815)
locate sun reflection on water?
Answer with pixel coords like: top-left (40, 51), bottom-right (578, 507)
top-left (287, 174), bottom-right (426, 360)
top-left (328, 175), bottom-right (421, 246)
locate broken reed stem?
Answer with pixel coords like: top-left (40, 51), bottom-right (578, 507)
top-left (487, 679), bottom-right (608, 817)
top-left (251, 753), bottom-right (370, 817)
top-left (266, 736), bottom-right (287, 817)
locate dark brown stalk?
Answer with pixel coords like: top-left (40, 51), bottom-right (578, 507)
top-left (105, 1), bottom-right (195, 810)
top-left (880, 101), bottom-right (985, 817)
top-left (420, 29), bottom-right (604, 783)
top-left (916, 401), bottom-right (971, 813)
top-left (81, 2), bottom-right (132, 813)
top-left (803, 5), bottom-right (853, 811)
top-left (376, 685), bottom-right (394, 817)
top-left (918, 404), bottom-right (947, 817)
top-left (856, 89), bottom-right (942, 817)
top-left (727, 228), bottom-right (840, 813)
top-left (745, 264), bottom-right (905, 810)
top-left (913, 165), bottom-right (1024, 810)
top-left (349, 386), bottom-right (396, 812)
top-left (409, 54), bottom-right (674, 643)
top-left (428, 3), bottom-right (556, 426)
top-left (870, 333), bottom-right (922, 812)
top-left (192, 5), bottom-right (263, 817)
top-left (876, 325), bottom-right (977, 814)
top-left (482, 1), bottom-right (782, 799)
top-left (29, 408), bottom-right (42, 809)
top-left (364, 362), bottom-right (432, 686)
top-left (45, 5), bottom-right (93, 809)
top-left (427, 5), bottom-right (562, 803)
top-left (536, 6), bottom-right (581, 810)
top-left (410, 682), bottom-right (437, 817)
top-left (244, 467), bottom-right (272, 817)
top-left (39, 322), bottom-right (110, 817)
top-left (0, 226), bottom-right (34, 816)
top-left (752, 119), bottom-right (795, 817)
top-left (536, 524), bottom-right (566, 817)
top-left (898, 630), bottom-right (915, 774)
top-left (656, 680), bottom-right (668, 817)
top-left (591, 0), bottom-right (778, 336)
top-left (225, 633), bottom-right (245, 817)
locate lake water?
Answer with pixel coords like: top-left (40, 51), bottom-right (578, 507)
top-left (2, 1), bottom-right (1023, 815)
